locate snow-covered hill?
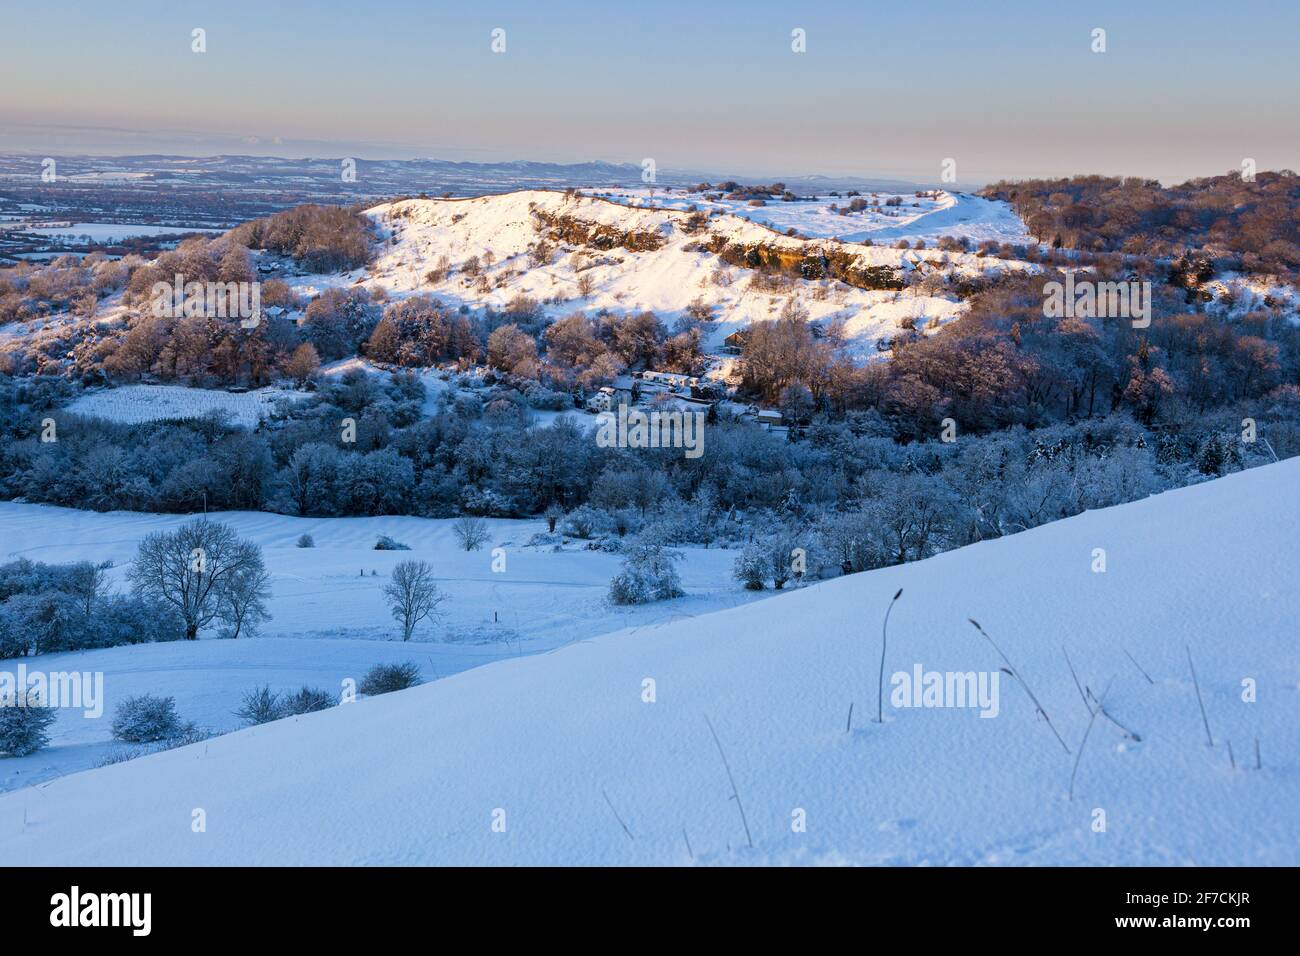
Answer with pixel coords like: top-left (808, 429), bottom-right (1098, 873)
top-left (3, 458), bottom-right (1296, 866)
top-left (297, 189), bottom-right (1037, 360)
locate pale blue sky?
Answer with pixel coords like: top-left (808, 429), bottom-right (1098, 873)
top-left (1, 0), bottom-right (1296, 183)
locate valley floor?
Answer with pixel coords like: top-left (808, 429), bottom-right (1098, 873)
top-left (0, 502), bottom-right (770, 794)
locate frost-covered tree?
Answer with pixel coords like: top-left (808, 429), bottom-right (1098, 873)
top-left (65, 560), bottom-right (111, 617)
top-left (766, 533), bottom-right (802, 589)
top-left (733, 544), bottom-right (767, 590)
top-left (487, 323), bottom-right (539, 378)
top-left (282, 443), bottom-right (340, 517)
top-left (609, 543), bottom-right (684, 605)
top-left (383, 560), bottom-right (444, 641)
top-left (452, 515), bottom-right (490, 552)
top-left (128, 519), bottom-right (266, 640)
top-left (284, 342), bottom-right (321, 386)
top-left (868, 473), bottom-right (958, 564)
top-left (817, 511), bottom-right (886, 575)
top-left (218, 559), bottom-right (272, 639)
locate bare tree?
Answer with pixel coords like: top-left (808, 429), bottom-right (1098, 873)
top-left (452, 515), bottom-right (490, 552)
top-left (544, 503), bottom-right (564, 533)
top-left (383, 560), bottom-right (444, 641)
top-left (218, 559), bottom-right (272, 639)
top-left (66, 560), bottom-right (112, 617)
top-left (128, 519), bottom-right (265, 640)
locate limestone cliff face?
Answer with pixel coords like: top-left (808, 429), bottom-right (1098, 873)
top-left (533, 201), bottom-right (906, 292)
top-left (532, 209), bottom-right (667, 253)
top-left (704, 234), bottom-right (905, 291)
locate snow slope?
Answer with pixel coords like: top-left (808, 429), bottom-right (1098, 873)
top-left (586, 187), bottom-right (1035, 246)
top-left (2, 460), bottom-right (1296, 866)
top-left (0, 638), bottom-right (438, 794)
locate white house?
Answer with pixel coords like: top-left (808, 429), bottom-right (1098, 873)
top-left (586, 386), bottom-right (615, 413)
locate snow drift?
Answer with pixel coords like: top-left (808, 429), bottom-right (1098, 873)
top-left (2, 459), bottom-right (1297, 865)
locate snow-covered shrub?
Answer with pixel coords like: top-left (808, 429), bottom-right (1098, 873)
top-left (763, 532), bottom-right (806, 589)
top-left (640, 492), bottom-right (722, 546)
top-left (460, 486), bottom-right (514, 517)
top-left (373, 535), bottom-right (411, 551)
top-left (111, 694), bottom-right (186, 743)
top-left (562, 504), bottom-right (611, 539)
top-left (609, 543), bottom-right (684, 605)
top-left (282, 686), bottom-right (334, 715)
top-left (1074, 445), bottom-right (1165, 510)
top-left (608, 509), bottom-right (642, 538)
top-left (296, 533), bottom-right (315, 548)
top-left (522, 382), bottom-right (571, 410)
top-left (358, 662), bottom-right (422, 696)
top-left (483, 397), bottom-right (530, 427)
top-left (93, 595), bottom-right (187, 648)
top-left (0, 605), bottom-right (26, 660)
top-left (0, 694), bottom-right (59, 756)
top-left (0, 557), bottom-right (186, 657)
top-left (234, 685), bottom-right (283, 725)
top-left (733, 544), bottom-right (767, 590)
top-left (0, 591), bottom-right (82, 656)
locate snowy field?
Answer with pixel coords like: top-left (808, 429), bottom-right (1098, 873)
top-left (59, 366), bottom-right (593, 433)
top-left (0, 222), bottom-right (222, 241)
top-left (585, 187), bottom-right (1035, 246)
top-left (0, 459), bottom-right (1295, 865)
top-left (64, 384), bottom-right (307, 427)
top-left (0, 502), bottom-right (769, 793)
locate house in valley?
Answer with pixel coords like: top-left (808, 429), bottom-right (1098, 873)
top-left (723, 329), bottom-right (749, 354)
